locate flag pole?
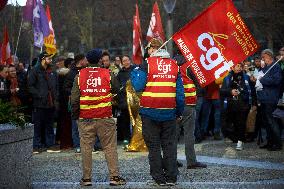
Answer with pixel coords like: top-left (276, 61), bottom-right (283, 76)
top-left (14, 17), bottom-right (23, 57)
top-left (262, 56), bottom-right (283, 77)
top-left (150, 36), bottom-right (172, 57)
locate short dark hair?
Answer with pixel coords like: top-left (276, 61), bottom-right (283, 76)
top-left (102, 51), bottom-right (110, 59)
top-left (64, 58), bottom-right (74, 68)
top-left (74, 54), bottom-right (85, 65)
top-left (122, 55), bottom-right (131, 60)
top-left (0, 64), bottom-right (6, 72)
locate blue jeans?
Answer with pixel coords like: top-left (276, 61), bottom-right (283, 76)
top-left (201, 99), bottom-right (221, 135)
top-left (33, 108), bottom-right (55, 149)
top-left (72, 120), bottom-right (80, 148)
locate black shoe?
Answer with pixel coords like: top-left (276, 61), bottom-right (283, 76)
top-left (109, 176), bottom-right (126, 186)
top-left (267, 145), bottom-right (282, 151)
top-left (187, 162), bottom-right (207, 169)
top-left (46, 145), bottom-right (61, 153)
top-left (195, 138), bottom-right (202, 144)
top-left (177, 161), bottom-right (183, 168)
top-left (259, 144), bottom-right (271, 149)
top-left (80, 178), bottom-right (92, 186)
top-left (166, 181), bottom-right (177, 186)
top-left (213, 133), bottom-right (222, 140)
top-left (33, 148), bottom-right (45, 154)
top-left (146, 180), bottom-right (167, 186)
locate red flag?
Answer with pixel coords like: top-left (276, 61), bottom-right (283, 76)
top-left (133, 4), bottom-right (143, 65)
top-left (0, 43), bottom-right (2, 63)
top-left (1, 26), bottom-right (12, 65)
top-left (44, 4), bottom-right (57, 55)
top-left (146, 2), bottom-right (165, 42)
top-left (173, 0), bottom-right (259, 87)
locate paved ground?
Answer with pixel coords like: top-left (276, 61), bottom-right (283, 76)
top-left (32, 138), bottom-right (284, 189)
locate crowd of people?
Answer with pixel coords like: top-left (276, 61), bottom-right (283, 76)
top-left (0, 39), bottom-right (283, 186)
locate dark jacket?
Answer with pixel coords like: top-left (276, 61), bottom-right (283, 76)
top-left (257, 62), bottom-right (282, 104)
top-left (220, 71), bottom-right (256, 109)
top-left (0, 77), bottom-right (11, 102)
top-left (17, 70), bottom-right (29, 102)
top-left (70, 66), bottom-right (119, 120)
top-left (116, 65), bottom-right (135, 110)
top-left (63, 66), bottom-right (81, 97)
top-left (28, 63), bottom-right (59, 109)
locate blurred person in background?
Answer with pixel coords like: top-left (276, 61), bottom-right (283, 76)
top-left (0, 64), bottom-right (11, 102)
top-left (7, 65), bottom-right (21, 106)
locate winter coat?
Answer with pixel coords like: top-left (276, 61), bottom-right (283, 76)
top-left (28, 63), bottom-right (59, 109)
top-left (257, 63), bottom-right (282, 104)
top-left (220, 71), bottom-right (256, 110)
top-left (116, 65), bottom-right (135, 110)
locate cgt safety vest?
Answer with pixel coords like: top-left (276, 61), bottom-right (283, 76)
top-left (140, 57), bottom-right (179, 109)
top-left (78, 67), bottom-right (112, 119)
top-left (180, 62), bottom-right (197, 105)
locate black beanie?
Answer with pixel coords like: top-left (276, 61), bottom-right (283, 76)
top-left (86, 48), bottom-right (102, 64)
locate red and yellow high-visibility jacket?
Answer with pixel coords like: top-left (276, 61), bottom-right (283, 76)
top-left (140, 57), bottom-right (179, 109)
top-left (180, 62), bottom-right (197, 105)
top-left (78, 67), bottom-right (112, 119)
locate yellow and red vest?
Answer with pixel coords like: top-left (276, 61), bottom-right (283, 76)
top-left (140, 57), bottom-right (179, 109)
top-left (78, 67), bottom-right (112, 119)
top-left (180, 62), bottom-right (197, 105)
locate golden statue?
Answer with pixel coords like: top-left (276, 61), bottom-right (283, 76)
top-left (125, 80), bottom-right (147, 152)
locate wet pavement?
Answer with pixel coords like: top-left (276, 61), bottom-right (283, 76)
top-left (32, 139), bottom-right (284, 189)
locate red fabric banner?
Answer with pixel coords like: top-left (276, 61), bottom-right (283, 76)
top-left (44, 4), bottom-right (57, 55)
top-left (172, 0), bottom-right (259, 87)
top-left (146, 2), bottom-right (165, 42)
top-left (1, 26), bottom-right (12, 65)
top-left (132, 4), bottom-right (143, 65)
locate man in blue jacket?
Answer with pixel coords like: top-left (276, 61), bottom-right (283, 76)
top-left (131, 38), bottom-right (184, 186)
top-left (257, 49), bottom-right (283, 151)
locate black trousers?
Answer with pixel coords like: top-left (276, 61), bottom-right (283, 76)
top-left (225, 101), bottom-right (249, 142)
top-left (117, 108), bottom-right (131, 141)
top-left (261, 103), bottom-right (282, 147)
top-left (141, 116), bottom-right (177, 183)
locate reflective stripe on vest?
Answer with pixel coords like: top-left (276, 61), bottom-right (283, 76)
top-left (78, 67), bottom-right (112, 119)
top-left (140, 57), bottom-right (178, 109)
top-left (180, 62), bottom-right (197, 105)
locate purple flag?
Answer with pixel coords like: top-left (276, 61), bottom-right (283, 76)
top-left (23, 0), bottom-right (34, 22)
top-left (23, 0), bottom-right (50, 48)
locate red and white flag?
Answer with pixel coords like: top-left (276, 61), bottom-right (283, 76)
top-left (146, 2), bottom-right (165, 42)
top-left (133, 4), bottom-right (143, 65)
top-left (172, 0), bottom-right (259, 87)
top-left (1, 26), bottom-right (12, 65)
top-left (44, 4), bottom-right (57, 55)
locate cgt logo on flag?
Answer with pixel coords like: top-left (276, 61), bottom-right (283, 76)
top-left (173, 0), bottom-right (259, 87)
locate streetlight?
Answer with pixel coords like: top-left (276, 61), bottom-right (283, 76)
top-left (163, 0), bottom-right (176, 57)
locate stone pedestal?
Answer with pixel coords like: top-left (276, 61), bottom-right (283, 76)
top-left (0, 124), bottom-right (34, 189)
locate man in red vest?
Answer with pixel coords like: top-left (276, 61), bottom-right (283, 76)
top-left (131, 38), bottom-right (184, 186)
top-left (70, 48), bottom-right (126, 186)
top-left (177, 55), bottom-right (207, 169)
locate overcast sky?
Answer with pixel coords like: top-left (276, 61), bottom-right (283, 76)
top-left (8, 0), bottom-right (27, 6)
